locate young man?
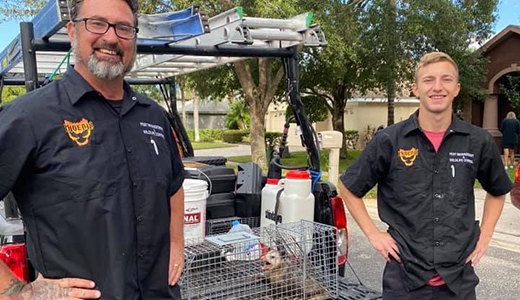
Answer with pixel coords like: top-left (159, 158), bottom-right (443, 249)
top-left (0, 0), bottom-right (185, 299)
top-left (339, 52), bottom-right (511, 299)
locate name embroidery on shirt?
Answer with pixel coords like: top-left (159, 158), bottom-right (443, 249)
top-left (398, 147), bottom-right (419, 167)
top-left (63, 118), bottom-right (95, 146)
top-left (448, 152), bottom-right (474, 164)
top-left (140, 122), bottom-right (165, 139)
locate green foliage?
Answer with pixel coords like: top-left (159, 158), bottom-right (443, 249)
top-left (344, 130), bottom-right (359, 150)
top-left (222, 129), bottom-right (250, 144)
top-left (265, 131), bottom-right (282, 148)
top-left (1, 86), bottom-right (26, 105)
top-left (132, 85), bottom-right (163, 102)
top-left (224, 100), bottom-right (250, 130)
top-left (285, 95), bottom-right (329, 123)
top-left (186, 129), bottom-right (225, 142)
top-left (500, 75), bottom-right (520, 116)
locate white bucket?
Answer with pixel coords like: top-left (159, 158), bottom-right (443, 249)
top-left (183, 179), bottom-right (208, 240)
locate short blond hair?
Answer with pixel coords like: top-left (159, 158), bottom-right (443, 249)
top-left (415, 52), bottom-right (459, 83)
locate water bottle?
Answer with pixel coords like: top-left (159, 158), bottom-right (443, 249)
top-left (226, 220), bottom-right (260, 260)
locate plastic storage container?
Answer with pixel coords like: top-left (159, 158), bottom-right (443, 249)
top-left (260, 178), bottom-right (284, 227)
top-left (185, 166), bottom-right (236, 194)
top-left (227, 221), bottom-right (260, 260)
top-left (206, 193), bottom-right (236, 219)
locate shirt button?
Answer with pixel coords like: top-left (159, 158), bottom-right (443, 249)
top-left (138, 252), bottom-right (143, 258)
top-left (434, 193), bottom-right (443, 199)
top-left (137, 216), bottom-right (143, 222)
top-left (132, 96), bottom-right (137, 101)
top-left (434, 170), bottom-right (439, 174)
top-left (434, 217), bottom-right (440, 223)
top-left (127, 147), bottom-right (132, 153)
top-left (435, 241), bottom-right (441, 247)
top-left (133, 182), bottom-right (138, 187)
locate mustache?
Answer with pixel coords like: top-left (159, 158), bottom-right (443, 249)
top-left (92, 42), bottom-right (124, 56)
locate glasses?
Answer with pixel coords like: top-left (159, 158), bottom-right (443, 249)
top-left (73, 18), bottom-right (139, 40)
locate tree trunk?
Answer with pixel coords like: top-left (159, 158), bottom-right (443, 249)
top-left (193, 92), bottom-right (200, 142)
top-left (233, 58), bottom-right (285, 168)
top-left (387, 80), bottom-right (395, 126)
top-left (180, 81), bottom-right (187, 124)
top-left (332, 98), bottom-right (348, 158)
top-left (249, 101), bottom-right (267, 169)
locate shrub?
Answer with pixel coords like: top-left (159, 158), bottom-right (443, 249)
top-left (344, 130), bottom-right (359, 150)
top-left (222, 129), bottom-right (250, 144)
top-left (265, 131), bottom-right (282, 148)
top-left (186, 129), bottom-right (225, 142)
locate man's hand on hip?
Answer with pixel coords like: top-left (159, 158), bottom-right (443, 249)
top-left (368, 231), bottom-right (401, 263)
top-left (17, 275), bottom-right (100, 300)
top-left (466, 235), bottom-right (491, 267)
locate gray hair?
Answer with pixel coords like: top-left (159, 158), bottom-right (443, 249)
top-left (507, 111), bottom-right (516, 119)
top-left (69, 0), bottom-right (139, 26)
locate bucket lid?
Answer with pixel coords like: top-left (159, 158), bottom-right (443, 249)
top-left (183, 179), bottom-right (208, 192)
top-left (286, 170), bottom-right (310, 179)
top-left (266, 178), bottom-right (280, 185)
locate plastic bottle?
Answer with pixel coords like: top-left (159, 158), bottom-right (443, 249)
top-left (278, 170), bottom-right (315, 223)
top-left (226, 220), bottom-right (260, 260)
top-left (260, 178), bottom-right (284, 227)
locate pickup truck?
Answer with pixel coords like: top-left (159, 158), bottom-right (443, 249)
top-left (0, 0), bottom-right (381, 298)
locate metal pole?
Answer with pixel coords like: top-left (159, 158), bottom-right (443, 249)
top-left (3, 23), bottom-right (37, 220)
top-left (21, 22), bottom-right (39, 92)
top-left (282, 47), bottom-right (320, 172)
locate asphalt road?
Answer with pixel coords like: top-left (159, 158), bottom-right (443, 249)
top-left (344, 192), bottom-right (520, 299)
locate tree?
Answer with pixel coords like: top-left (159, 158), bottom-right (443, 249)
top-left (298, 0), bottom-right (372, 158)
top-left (500, 74), bottom-right (520, 116)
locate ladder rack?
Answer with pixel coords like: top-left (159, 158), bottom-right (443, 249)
top-left (0, 0), bottom-right (327, 82)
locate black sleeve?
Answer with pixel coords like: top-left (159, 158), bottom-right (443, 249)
top-left (0, 104), bottom-right (37, 199)
top-left (500, 120), bottom-right (504, 133)
top-left (477, 131), bottom-right (512, 196)
top-left (340, 131), bottom-right (392, 198)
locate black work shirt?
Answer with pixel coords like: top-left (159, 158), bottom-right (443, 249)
top-left (0, 68), bottom-right (184, 299)
top-left (341, 111), bottom-right (511, 294)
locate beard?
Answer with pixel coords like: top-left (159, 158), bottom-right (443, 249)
top-left (72, 34), bottom-right (136, 80)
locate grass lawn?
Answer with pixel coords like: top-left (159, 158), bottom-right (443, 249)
top-left (192, 141), bottom-right (236, 150)
top-left (227, 150), bottom-right (362, 173)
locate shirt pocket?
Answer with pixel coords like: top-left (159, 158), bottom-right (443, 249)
top-left (445, 163), bottom-right (475, 204)
top-left (56, 143), bottom-right (115, 183)
top-left (146, 136), bottom-right (172, 186)
top-left (393, 166), bottom-right (428, 204)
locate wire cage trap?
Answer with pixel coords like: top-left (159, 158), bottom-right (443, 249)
top-left (181, 220), bottom-right (338, 300)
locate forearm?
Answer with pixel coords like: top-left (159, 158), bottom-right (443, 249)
top-left (169, 187), bottom-right (184, 246)
top-left (338, 183), bottom-right (380, 239)
top-left (0, 261), bottom-right (26, 299)
top-left (480, 193), bottom-right (506, 241)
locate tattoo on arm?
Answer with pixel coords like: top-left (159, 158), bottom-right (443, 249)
top-left (18, 281), bottom-right (71, 300)
top-left (0, 279), bottom-right (26, 296)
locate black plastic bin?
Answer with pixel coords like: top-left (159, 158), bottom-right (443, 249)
top-left (206, 193), bottom-right (236, 219)
top-left (185, 165), bottom-right (237, 194)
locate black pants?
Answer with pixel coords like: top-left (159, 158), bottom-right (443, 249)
top-left (382, 259), bottom-right (479, 300)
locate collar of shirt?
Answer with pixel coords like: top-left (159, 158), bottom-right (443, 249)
top-left (61, 67), bottom-right (151, 108)
top-left (402, 109), bottom-right (471, 137)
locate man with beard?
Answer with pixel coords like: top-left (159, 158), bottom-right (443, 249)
top-left (0, 0), bottom-right (185, 299)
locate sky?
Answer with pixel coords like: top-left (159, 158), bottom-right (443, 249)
top-left (0, 0), bottom-right (518, 52)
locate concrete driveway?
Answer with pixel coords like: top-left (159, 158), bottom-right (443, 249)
top-left (344, 189), bottom-right (520, 299)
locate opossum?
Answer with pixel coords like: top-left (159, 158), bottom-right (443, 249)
top-left (260, 249), bottom-right (329, 300)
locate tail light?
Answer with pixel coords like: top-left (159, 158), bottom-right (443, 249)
top-left (332, 196), bottom-right (348, 262)
top-left (0, 243), bottom-right (29, 282)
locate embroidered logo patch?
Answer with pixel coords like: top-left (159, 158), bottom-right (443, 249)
top-left (63, 118), bottom-right (95, 146)
top-left (398, 147), bottom-right (419, 167)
